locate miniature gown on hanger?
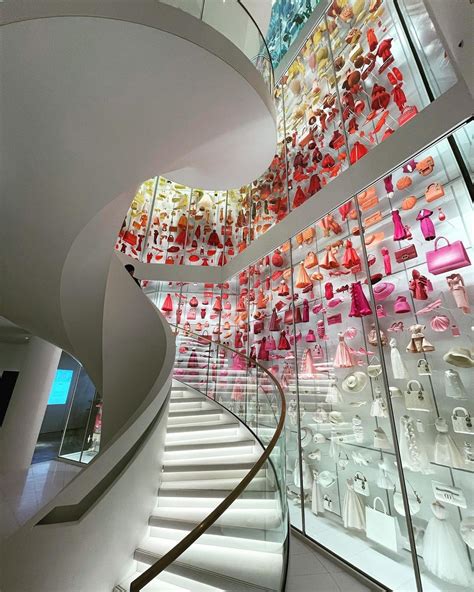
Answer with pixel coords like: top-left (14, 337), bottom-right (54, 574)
top-left (342, 479), bottom-right (366, 531)
top-left (301, 348), bottom-right (316, 377)
top-left (399, 415), bottom-right (433, 474)
top-left (392, 210), bottom-right (407, 241)
top-left (294, 458), bottom-right (312, 490)
top-left (390, 337), bottom-right (409, 379)
top-left (334, 332), bottom-right (355, 368)
top-left (311, 471), bottom-right (324, 515)
top-left (434, 418), bottom-right (464, 468)
top-left (406, 324), bottom-right (435, 353)
top-left (423, 501), bottom-right (473, 587)
top-left (446, 273), bottom-right (471, 313)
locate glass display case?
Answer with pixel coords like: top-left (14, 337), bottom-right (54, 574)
top-left (115, 0), bottom-right (455, 268)
top-left (140, 124), bottom-right (473, 590)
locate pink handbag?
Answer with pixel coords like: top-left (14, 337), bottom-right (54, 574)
top-left (426, 237), bottom-right (471, 275)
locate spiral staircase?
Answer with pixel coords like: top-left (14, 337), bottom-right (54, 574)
top-left (0, 2), bottom-right (288, 591)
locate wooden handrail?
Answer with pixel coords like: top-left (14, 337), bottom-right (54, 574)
top-left (130, 326), bottom-right (287, 591)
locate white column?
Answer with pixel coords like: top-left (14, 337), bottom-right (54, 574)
top-left (0, 337), bottom-right (61, 473)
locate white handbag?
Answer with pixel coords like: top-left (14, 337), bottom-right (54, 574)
top-left (451, 407), bottom-right (473, 434)
top-left (393, 483), bottom-right (422, 516)
top-left (353, 472), bottom-right (370, 496)
top-left (366, 497), bottom-right (403, 552)
top-left (323, 494), bottom-right (333, 511)
top-left (404, 380), bottom-right (433, 413)
top-left (416, 359), bottom-right (431, 375)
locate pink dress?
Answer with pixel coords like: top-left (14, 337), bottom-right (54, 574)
top-left (416, 209), bottom-right (435, 241)
top-left (392, 210), bottom-right (407, 241)
top-left (334, 332), bottom-right (355, 368)
top-left (447, 273), bottom-right (470, 313)
top-left (301, 348), bottom-right (316, 376)
top-left (231, 379), bottom-right (244, 402)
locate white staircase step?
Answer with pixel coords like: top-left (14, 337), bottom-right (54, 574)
top-left (163, 451), bottom-right (260, 466)
top-left (150, 505), bottom-right (282, 531)
top-left (116, 569), bottom-right (225, 592)
top-left (161, 466), bottom-right (265, 483)
top-left (156, 493), bottom-right (278, 508)
top-left (166, 419), bottom-right (238, 434)
top-left (149, 523), bottom-right (283, 551)
top-left (160, 475), bottom-right (269, 491)
top-left (135, 536), bottom-right (283, 590)
top-left (164, 437), bottom-right (255, 455)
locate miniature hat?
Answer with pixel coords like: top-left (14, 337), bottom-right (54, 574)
top-left (342, 371), bottom-right (368, 393)
top-left (443, 348), bottom-right (474, 368)
top-left (372, 281), bottom-right (395, 301)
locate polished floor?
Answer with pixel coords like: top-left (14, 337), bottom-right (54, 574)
top-left (0, 459), bottom-right (81, 541)
top-left (286, 534), bottom-right (373, 592)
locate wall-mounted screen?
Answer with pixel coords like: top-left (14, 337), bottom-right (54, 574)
top-left (47, 369), bottom-right (73, 405)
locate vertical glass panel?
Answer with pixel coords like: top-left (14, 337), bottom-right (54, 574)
top-left (251, 84), bottom-right (288, 242)
top-left (359, 131), bottom-right (474, 591)
top-left (267, 0), bottom-right (322, 67)
top-left (282, 17), bottom-right (348, 216)
top-left (397, 0), bottom-right (457, 97)
top-left (115, 178), bottom-right (154, 259)
top-left (293, 201), bottom-right (419, 590)
top-left (58, 366), bottom-right (98, 464)
top-left (453, 120), bottom-right (474, 183)
top-left (327, 0), bottom-right (429, 159)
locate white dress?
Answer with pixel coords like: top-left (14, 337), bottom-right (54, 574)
top-left (390, 337), bottom-right (408, 379)
top-left (342, 478), bottom-right (366, 531)
top-left (399, 415), bottom-right (433, 474)
top-left (311, 471), bottom-right (324, 515)
top-left (434, 418), bottom-right (465, 468)
top-left (423, 502), bottom-right (473, 587)
top-left (293, 458), bottom-right (312, 490)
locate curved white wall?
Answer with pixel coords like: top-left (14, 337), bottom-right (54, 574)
top-left (0, 3), bottom-right (277, 590)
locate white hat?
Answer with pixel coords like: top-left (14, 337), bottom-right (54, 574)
top-left (342, 371), bottom-right (367, 393)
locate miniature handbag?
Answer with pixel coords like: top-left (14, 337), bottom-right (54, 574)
top-left (265, 336), bottom-right (277, 351)
top-left (396, 176), bottom-right (412, 190)
top-left (305, 329), bottom-right (316, 342)
top-left (404, 379), bottom-right (433, 412)
top-left (416, 156), bottom-right (435, 176)
top-left (187, 308), bottom-right (197, 320)
top-left (417, 359), bottom-right (432, 375)
top-left (426, 237), bottom-right (471, 275)
top-left (394, 244), bottom-right (417, 263)
top-left (451, 407), bottom-right (474, 434)
top-left (304, 251), bottom-right (318, 269)
top-left (323, 495), bottom-right (333, 511)
top-left (425, 182), bottom-right (445, 202)
top-left (366, 497), bottom-right (402, 552)
top-left (393, 484), bottom-right (422, 516)
top-left (353, 472), bottom-right (370, 496)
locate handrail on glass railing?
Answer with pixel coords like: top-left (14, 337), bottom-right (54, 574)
top-left (130, 325), bottom-right (287, 592)
top-left (159, 0), bottom-right (274, 91)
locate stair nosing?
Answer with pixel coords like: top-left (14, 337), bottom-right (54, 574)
top-left (166, 420), bottom-right (238, 433)
top-left (162, 461), bottom-right (256, 473)
top-left (164, 438), bottom-right (254, 452)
